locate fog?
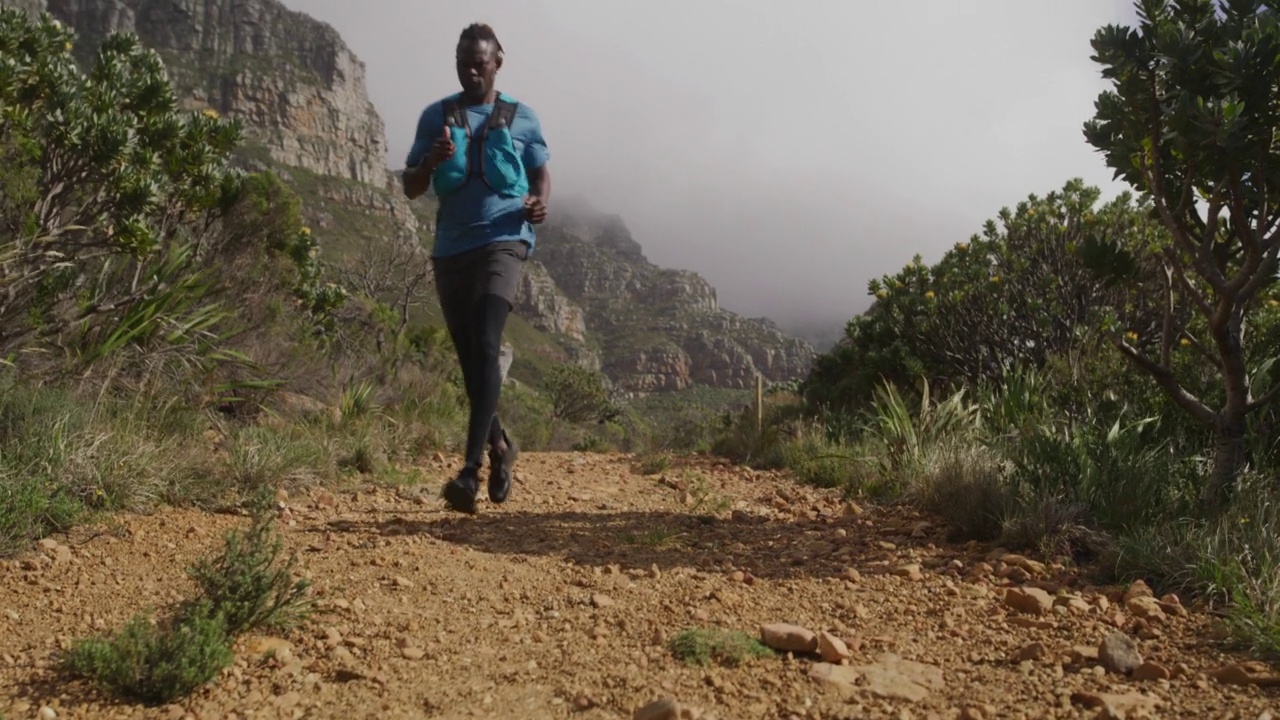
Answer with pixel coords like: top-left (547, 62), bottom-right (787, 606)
top-left (280, 0), bottom-right (1142, 339)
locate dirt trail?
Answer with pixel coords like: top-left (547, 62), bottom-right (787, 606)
top-left (1, 452), bottom-right (1276, 720)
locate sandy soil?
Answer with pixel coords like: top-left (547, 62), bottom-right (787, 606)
top-left (2, 452), bottom-right (1277, 720)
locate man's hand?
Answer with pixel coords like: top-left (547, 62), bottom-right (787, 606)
top-left (523, 195), bottom-right (547, 224)
top-left (402, 126), bottom-right (457, 199)
top-left (426, 124), bottom-right (456, 167)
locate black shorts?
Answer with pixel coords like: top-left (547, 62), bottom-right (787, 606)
top-left (432, 240), bottom-right (529, 314)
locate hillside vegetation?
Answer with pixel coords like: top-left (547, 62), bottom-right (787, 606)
top-left (6, 0), bottom-right (1280, 686)
top-left (731, 1), bottom-right (1280, 657)
top-left (0, 9), bottom-right (741, 556)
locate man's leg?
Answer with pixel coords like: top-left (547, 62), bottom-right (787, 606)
top-left (438, 242), bottom-right (526, 513)
top-left (462, 292), bottom-right (512, 470)
top-left (434, 251), bottom-right (486, 514)
top-left (434, 255), bottom-right (481, 409)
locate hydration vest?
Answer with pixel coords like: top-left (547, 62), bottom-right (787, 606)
top-left (432, 92), bottom-right (529, 199)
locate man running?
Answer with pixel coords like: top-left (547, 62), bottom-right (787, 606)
top-left (401, 22), bottom-right (551, 514)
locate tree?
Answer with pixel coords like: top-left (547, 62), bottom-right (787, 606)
top-left (1083, 0), bottom-right (1280, 507)
top-left (0, 9), bottom-right (343, 378)
top-left (544, 364), bottom-right (620, 423)
top-left (803, 180), bottom-right (1165, 414)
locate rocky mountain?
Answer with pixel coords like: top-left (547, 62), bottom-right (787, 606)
top-left (9, 0), bottom-right (815, 393)
top-left (531, 208), bottom-right (813, 393)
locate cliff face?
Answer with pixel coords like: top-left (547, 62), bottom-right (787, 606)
top-left (35, 0), bottom-right (388, 186)
top-left (15, 0), bottom-right (815, 392)
top-left (534, 211), bottom-right (815, 394)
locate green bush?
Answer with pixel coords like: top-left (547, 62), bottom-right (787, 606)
top-left (64, 601), bottom-right (233, 705)
top-left (543, 365), bottom-right (619, 423)
top-left (780, 429), bottom-right (864, 491)
top-left (187, 507), bottom-right (312, 636)
top-left (668, 627), bottom-right (773, 668)
top-left (65, 504), bottom-right (310, 702)
top-left (1115, 473), bottom-right (1280, 657)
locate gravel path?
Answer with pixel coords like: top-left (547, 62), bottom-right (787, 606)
top-left (2, 452), bottom-right (1276, 719)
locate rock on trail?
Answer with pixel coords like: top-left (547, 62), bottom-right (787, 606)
top-left (0, 452), bottom-right (1276, 719)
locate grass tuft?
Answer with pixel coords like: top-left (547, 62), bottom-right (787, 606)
top-left (668, 627), bottom-right (774, 667)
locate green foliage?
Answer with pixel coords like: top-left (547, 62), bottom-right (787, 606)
top-left (635, 452), bottom-right (672, 475)
top-left (65, 504), bottom-right (310, 703)
top-left (1115, 473), bottom-right (1280, 657)
top-left (543, 364), bottom-right (619, 423)
top-left (0, 9), bottom-right (241, 363)
top-left (186, 507), bottom-right (312, 635)
top-left (0, 374), bottom-right (210, 555)
top-left (862, 378), bottom-right (982, 482)
top-left (1084, 0), bottom-right (1280, 504)
top-left (780, 426), bottom-right (864, 490)
top-left (804, 179), bottom-right (1164, 414)
top-left (668, 627), bottom-right (773, 667)
top-left (64, 601), bottom-right (233, 705)
top-left (0, 9), bottom-right (350, 388)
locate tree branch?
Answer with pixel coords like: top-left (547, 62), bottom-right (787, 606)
top-left (1248, 380), bottom-right (1280, 413)
top-left (1111, 334), bottom-right (1217, 427)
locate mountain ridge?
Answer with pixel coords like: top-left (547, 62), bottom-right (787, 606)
top-left (5, 0), bottom-right (815, 392)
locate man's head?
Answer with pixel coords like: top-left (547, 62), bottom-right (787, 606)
top-left (456, 23), bottom-right (503, 103)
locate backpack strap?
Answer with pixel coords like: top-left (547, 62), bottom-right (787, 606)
top-left (487, 93), bottom-right (519, 131)
top-left (441, 95), bottom-right (471, 137)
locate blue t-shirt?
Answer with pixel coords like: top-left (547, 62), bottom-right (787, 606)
top-left (406, 97), bottom-right (550, 258)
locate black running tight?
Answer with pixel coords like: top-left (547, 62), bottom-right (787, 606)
top-left (442, 292), bottom-right (510, 469)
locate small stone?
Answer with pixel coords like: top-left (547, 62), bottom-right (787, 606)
top-left (244, 636), bottom-right (293, 658)
top-left (842, 567), bottom-right (861, 582)
top-left (1070, 690), bottom-right (1160, 717)
top-left (728, 570), bottom-right (745, 583)
top-left (958, 707), bottom-right (985, 720)
top-left (760, 623), bottom-right (818, 653)
top-left (1068, 645), bottom-right (1099, 666)
top-left (1098, 632), bottom-right (1143, 675)
top-left (1126, 595), bottom-right (1166, 621)
top-left (1132, 662), bottom-right (1171, 681)
top-left (893, 564), bottom-right (924, 582)
top-left (818, 631), bottom-right (851, 663)
top-left (591, 594), bottom-right (615, 608)
top-left (1004, 587), bottom-right (1054, 616)
top-left (393, 576), bottom-right (414, 589)
top-left (1123, 579), bottom-right (1154, 603)
top-left (1209, 663), bottom-right (1280, 686)
top-left (1012, 642), bottom-right (1047, 663)
top-left (323, 627), bottom-right (342, 648)
top-left (400, 647), bottom-right (426, 660)
top-left (633, 697), bottom-right (687, 720)
top-left (38, 707), bottom-right (57, 720)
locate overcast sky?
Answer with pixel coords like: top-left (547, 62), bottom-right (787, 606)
top-left (280, 0), bottom-right (1142, 334)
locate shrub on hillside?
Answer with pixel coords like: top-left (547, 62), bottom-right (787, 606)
top-left (63, 502), bottom-right (310, 703)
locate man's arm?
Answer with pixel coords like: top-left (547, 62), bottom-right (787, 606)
top-left (528, 164), bottom-right (551, 203)
top-left (520, 105), bottom-right (551, 223)
top-left (402, 161), bottom-right (433, 200)
top-left (402, 103), bottom-right (443, 199)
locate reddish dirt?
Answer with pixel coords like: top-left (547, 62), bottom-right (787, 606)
top-left (2, 452), bottom-right (1277, 719)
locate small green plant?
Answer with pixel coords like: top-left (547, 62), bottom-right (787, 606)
top-left (339, 380), bottom-right (378, 420)
top-left (186, 507), bottom-right (312, 635)
top-left (668, 627), bottom-right (773, 667)
top-left (780, 426), bottom-right (865, 491)
top-left (636, 452), bottom-right (671, 475)
top-left (63, 600), bottom-right (234, 704)
top-left (684, 471), bottom-right (731, 516)
top-left (64, 502), bottom-right (312, 702)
